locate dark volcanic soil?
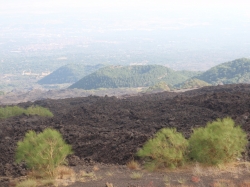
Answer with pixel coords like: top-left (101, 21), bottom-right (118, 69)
top-left (1, 84), bottom-right (250, 181)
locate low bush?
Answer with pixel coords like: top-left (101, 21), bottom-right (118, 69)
top-left (15, 128), bottom-right (73, 178)
top-left (25, 106), bottom-right (53, 117)
top-left (137, 128), bottom-right (188, 170)
top-left (0, 105), bottom-right (53, 119)
top-left (0, 106), bottom-right (25, 119)
top-left (188, 117), bottom-right (248, 165)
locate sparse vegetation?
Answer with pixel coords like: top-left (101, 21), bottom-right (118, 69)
top-left (15, 178), bottom-right (57, 187)
top-left (126, 160), bottom-right (140, 170)
top-left (188, 117), bottom-right (248, 165)
top-left (105, 171), bottom-right (114, 176)
top-left (137, 128), bottom-right (188, 170)
top-left (192, 162), bottom-right (204, 177)
top-left (78, 170), bottom-right (98, 182)
top-left (130, 172), bottom-right (143, 179)
top-left (16, 179), bottom-right (37, 187)
top-left (177, 177), bottom-right (187, 184)
top-left (0, 105), bottom-right (53, 119)
top-left (56, 166), bottom-right (75, 180)
top-left (93, 165), bottom-right (100, 171)
top-left (106, 182), bottom-right (114, 187)
top-left (38, 179), bottom-right (55, 186)
top-left (15, 128), bottom-right (73, 178)
top-left (163, 176), bottom-right (171, 186)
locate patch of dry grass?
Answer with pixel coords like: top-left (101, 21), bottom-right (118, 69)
top-left (163, 176), bottom-right (171, 186)
top-left (56, 166), bottom-right (76, 180)
top-left (38, 179), bottom-right (55, 186)
top-left (188, 161), bottom-right (250, 178)
top-left (15, 179), bottom-right (37, 187)
top-left (192, 162), bottom-right (205, 177)
top-left (21, 166), bottom-right (76, 187)
top-left (106, 171), bottom-right (114, 176)
top-left (177, 177), bottom-right (187, 184)
top-left (106, 182), bottom-right (114, 187)
top-left (55, 166), bottom-right (76, 186)
top-left (130, 171), bottom-right (143, 179)
top-left (78, 170), bottom-right (99, 182)
top-left (126, 160), bottom-right (140, 170)
top-left (93, 165), bottom-right (100, 171)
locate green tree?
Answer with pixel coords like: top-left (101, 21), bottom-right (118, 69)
top-left (188, 117), bottom-right (248, 165)
top-left (15, 128), bottom-right (73, 177)
top-left (137, 128), bottom-right (188, 170)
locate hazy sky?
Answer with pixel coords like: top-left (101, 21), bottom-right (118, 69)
top-left (1, 0), bottom-right (249, 15)
top-left (1, 0), bottom-right (249, 30)
top-left (1, 0), bottom-right (250, 70)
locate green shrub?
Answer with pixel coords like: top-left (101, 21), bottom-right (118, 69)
top-left (15, 128), bottom-right (73, 178)
top-left (0, 105), bottom-right (53, 119)
top-left (0, 106), bottom-right (25, 119)
top-left (137, 128), bottom-right (188, 170)
top-left (25, 106), bottom-right (53, 117)
top-left (188, 117), bottom-right (248, 165)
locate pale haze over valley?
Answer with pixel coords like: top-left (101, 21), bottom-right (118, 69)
top-left (0, 0), bottom-right (250, 74)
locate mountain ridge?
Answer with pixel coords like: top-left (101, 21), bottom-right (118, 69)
top-left (69, 65), bottom-right (199, 90)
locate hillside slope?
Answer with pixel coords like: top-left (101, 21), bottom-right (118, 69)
top-left (196, 58), bottom-right (250, 84)
top-left (145, 81), bottom-right (171, 93)
top-left (177, 78), bottom-right (211, 89)
top-left (38, 64), bottom-right (105, 84)
top-left (69, 65), bottom-right (198, 90)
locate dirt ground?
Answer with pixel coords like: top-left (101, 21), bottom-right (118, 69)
top-left (5, 162), bottom-right (250, 187)
top-left (66, 162), bottom-right (250, 187)
top-left (1, 84), bottom-right (250, 186)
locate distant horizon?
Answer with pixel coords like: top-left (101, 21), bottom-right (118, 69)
top-left (0, 0), bottom-right (250, 72)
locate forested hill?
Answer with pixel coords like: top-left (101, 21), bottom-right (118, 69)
top-left (37, 64), bottom-right (105, 84)
top-left (69, 65), bottom-right (199, 90)
top-left (196, 58), bottom-right (250, 85)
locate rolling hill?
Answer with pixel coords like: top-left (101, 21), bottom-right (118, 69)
top-left (196, 58), bottom-right (250, 85)
top-left (177, 78), bottom-right (211, 89)
top-left (145, 81), bottom-right (171, 93)
top-left (69, 65), bottom-right (200, 90)
top-left (37, 64), bottom-right (105, 84)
